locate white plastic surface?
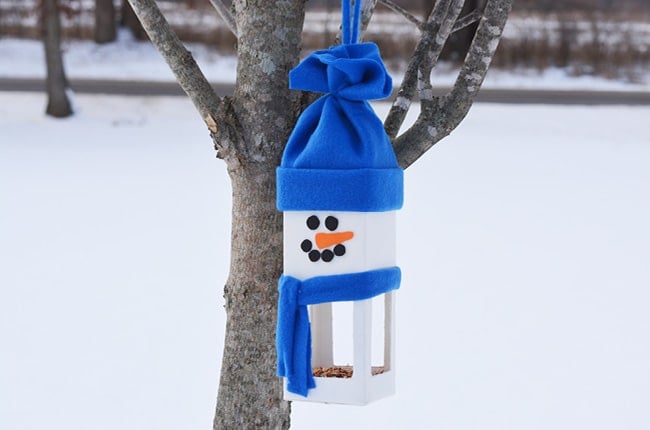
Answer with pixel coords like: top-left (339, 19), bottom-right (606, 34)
top-left (282, 210), bottom-right (397, 405)
top-left (283, 211), bottom-right (396, 280)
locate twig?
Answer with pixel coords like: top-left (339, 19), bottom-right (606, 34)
top-left (378, 0), bottom-right (424, 30)
top-left (453, 8), bottom-right (482, 33)
top-left (208, 0), bottom-right (237, 37)
top-left (126, 0), bottom-right (222, 131)
top-left (384, 0), bottom-right (464, 139)
top-left (393, 0), bottom-right (514, 169)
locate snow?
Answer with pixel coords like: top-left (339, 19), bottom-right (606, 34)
top-left (1, 31), bottom-right (649, 91)
top-left (0, 93), bottom-right (229, 429)
top-left (1, 91), bottom-right (649, 429)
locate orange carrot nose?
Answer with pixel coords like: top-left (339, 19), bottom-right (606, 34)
top-left (315, 231), bottom-right (354, 250)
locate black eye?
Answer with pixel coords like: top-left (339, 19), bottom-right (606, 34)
top-left (325, 216), bottom-right (338, 231)
top-left (306, 215), bottom-right (320, 230)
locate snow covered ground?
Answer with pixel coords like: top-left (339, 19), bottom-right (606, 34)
top-left (1, 32), bottom-right (649, 91)
top-left (1, 92), bottom-right (649, 429)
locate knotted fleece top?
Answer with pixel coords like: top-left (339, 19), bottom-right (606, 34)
top-left (276, 42), bottom-right (403, 212)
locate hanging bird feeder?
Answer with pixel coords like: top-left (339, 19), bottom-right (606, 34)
top-left (276, 0), bottom-right (403, 405)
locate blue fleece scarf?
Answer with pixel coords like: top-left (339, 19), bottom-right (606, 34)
top-left (277, 267), bottom-right (401, 397)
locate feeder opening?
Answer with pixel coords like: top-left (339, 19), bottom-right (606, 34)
top-left (308, 293), bottom-right (394, 380)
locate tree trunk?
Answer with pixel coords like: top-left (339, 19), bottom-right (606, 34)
top-left (212, 1), bottom-right (306, 428)
top-left (42, 0), bottom-right (73, 118)
top-left (214, 162), bottom-right (290, 429)
top-left (95, 0), bottom-right (117, 43)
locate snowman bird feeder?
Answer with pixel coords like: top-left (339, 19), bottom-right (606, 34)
top-left (276, 0), bottom-right (403, 405)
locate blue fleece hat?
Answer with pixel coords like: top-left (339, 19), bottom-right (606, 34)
top-left (276, 17), bottom-right (403, 213)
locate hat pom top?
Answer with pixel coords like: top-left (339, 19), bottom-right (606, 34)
top-left (289, 43), bottom-right (393, 101)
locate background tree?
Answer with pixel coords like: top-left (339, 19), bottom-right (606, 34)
top-left (126, 0), bottom-right (513, 428)
top-left (94, 0), bottom-right (116, 43)
top-left (42, 0), bottom-right (73, 118)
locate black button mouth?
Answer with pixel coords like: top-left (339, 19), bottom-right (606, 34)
top-left (300, 215), bottom-right (347, 263)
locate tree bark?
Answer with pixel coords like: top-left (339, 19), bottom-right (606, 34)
top-left (95, 0), bottom-right (117, 43)
top-left (442, 0), bottom-right (482, 60)
top-left (42, 0), bottom-right (73, 118)
top-left (214, 162), bottom-right (290, 429)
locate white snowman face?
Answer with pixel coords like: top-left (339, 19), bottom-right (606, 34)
top-left (299, 214), bottom-right (353, 263)
top-left (283, 211), bottom-right (396, 280)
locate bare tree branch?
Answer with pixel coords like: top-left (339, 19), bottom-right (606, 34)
top-left (208, 0), bottom-right (237, 37)
top-left (384, 0), bottom-right (465, 139)
top-left (378, 0), bottom-right (424, 30)
top-left (126, 0), bottom-right (222, 132)
top-left (393, 0), bottom-right (514, 169)
top-left (453, 8), bottom-right (483, 32)
top-left (359, 0), bottom-right (379, 37)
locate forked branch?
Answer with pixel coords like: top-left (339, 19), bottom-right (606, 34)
top-left (126, 0), bottom-right (222, 131)
top-left (354, 0), bottom-right (378, 41)
top-left (384, 0), bottom-right (465, 140)
top-left (454, 8), bottom-right (483, 32)
top-left (392, 0), bottom-right (513, 169)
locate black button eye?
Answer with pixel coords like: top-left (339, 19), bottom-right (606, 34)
top-left (325, 216), bottom-right (338, 231)
top-left (306, 215), bottom-right (320, 230)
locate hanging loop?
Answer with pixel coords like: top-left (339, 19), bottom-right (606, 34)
top-left (342, 0), bottom-right (362, 45)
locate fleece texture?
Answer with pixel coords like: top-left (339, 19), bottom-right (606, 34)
top-left (276, 41), bottom-right (404, 212)
top-left (276, 267), bottom-right (401, 397)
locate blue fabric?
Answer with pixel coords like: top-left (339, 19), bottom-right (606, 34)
top-left (276, 40), bottom-right (403, 212)
top-left (277, 168), bottom-right (403, 212)
top-left (277, 267), bottom-right (401, 397)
